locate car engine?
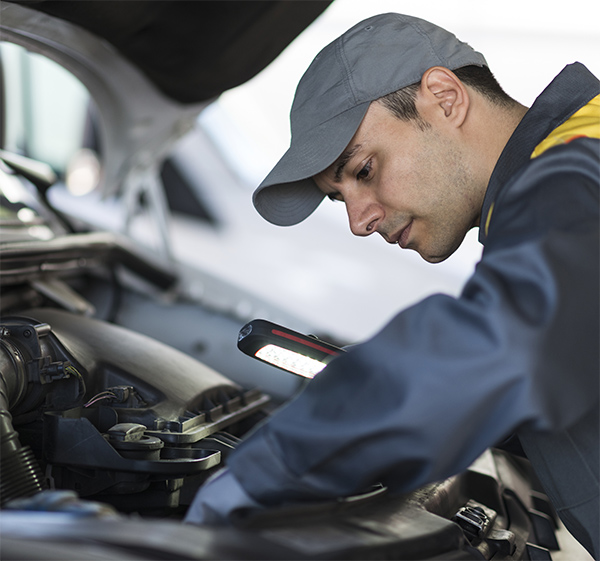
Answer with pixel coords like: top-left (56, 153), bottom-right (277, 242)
top-left (0, 309), bottom-right (270, 516)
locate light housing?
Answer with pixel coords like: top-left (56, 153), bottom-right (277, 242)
top-left (237, 319), bottom-right (344, 378)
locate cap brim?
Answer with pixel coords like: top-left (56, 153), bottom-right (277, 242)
top-left (253, 102), bottom-right (370, 226)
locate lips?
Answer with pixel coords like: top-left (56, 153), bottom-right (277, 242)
top-left (397, 221), bottom-right (413, 249)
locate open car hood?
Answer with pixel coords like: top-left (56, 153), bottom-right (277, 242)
top-left (4, 1), bottom-right (332, 103)
top-left (0, 1), bottom-right (331, 196)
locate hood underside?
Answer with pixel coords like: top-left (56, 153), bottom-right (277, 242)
top-left (6, 0), bottom-right (332, 103)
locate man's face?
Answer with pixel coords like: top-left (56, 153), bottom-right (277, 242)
top-left (313, 101), bottom-right (483, 263)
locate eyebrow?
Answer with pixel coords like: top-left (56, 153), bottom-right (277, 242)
top-left (333, 144), bottom-right (361, 183)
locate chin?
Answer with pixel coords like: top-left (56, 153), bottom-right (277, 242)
top-left (417, 244), bottom-right (457, 263)
top-left (419, 235), bottom-right (466, 263)
top-left (423, 254), bottom-right (450, 264)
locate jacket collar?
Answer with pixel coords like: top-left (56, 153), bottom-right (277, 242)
top-left (479, 63), bottom-right (600, 244)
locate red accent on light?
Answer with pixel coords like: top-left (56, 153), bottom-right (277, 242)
top-left (272, 329), bottom-right (340, 355)
top-left (565, 134), bottom-right (588, 144)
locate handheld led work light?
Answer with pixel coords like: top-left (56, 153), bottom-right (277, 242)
top-left (237, 319), bottom-right (344, 378)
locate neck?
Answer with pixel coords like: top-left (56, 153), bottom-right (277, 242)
top-left (468, 100), bottom-right (528, 226)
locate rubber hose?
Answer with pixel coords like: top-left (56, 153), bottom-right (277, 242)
top-left (0, 339), bottom-right (46, 506)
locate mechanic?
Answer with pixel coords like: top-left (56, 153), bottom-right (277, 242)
top-left (186, 13), bottom-right (600, 557)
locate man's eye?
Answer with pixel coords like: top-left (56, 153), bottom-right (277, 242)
top-left (356, 160), bottom-right (372, 181)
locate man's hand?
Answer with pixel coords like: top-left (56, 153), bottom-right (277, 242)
top-left (184, 468), bottom-right (264, 525)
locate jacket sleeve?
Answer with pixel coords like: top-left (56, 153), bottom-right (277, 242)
top-left (226, 140), bottom-right (600, 508)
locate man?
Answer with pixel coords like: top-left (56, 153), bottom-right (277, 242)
top-left (186, 13), bottom-right (599, 557)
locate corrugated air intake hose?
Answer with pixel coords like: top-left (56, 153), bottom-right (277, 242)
top-left (0, 334), bottom-right (46, 506)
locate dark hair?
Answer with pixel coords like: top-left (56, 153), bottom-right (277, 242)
top-left (378, 65), bottom-right (517, 124)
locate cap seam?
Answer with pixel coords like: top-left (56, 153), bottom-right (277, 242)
top-left (292, 101), bottom-right (370, 141)
top-left (337, 33), bottom-right (359, 105)
top-left (410, 19), bottom-right (448, 68)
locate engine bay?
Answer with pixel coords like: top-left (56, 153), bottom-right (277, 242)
top-left (0, 310), bottom-right (270, 516)
top-left (0, 302), bottom-right (565, 560)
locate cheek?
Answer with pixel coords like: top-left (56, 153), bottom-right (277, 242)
top-left (380, 173), bottom-right (432, 214)
top-left (377, 165), bottom-right (417, 207)
top-left (378, 133), bottom-right (446, 210)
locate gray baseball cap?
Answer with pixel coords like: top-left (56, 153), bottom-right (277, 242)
top-left (253, 12), bottom-right (487, 226)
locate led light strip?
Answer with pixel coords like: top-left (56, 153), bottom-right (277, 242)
top-left (255, 344), bottom-right (327, 379)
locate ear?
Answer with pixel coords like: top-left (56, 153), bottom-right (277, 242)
top-left (418, 67), bottom-right (469, 127)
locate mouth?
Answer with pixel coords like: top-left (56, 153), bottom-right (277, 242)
top-left (395, 221), bottom-right (413, 249)
top-left (382, 220), bottom-right (413, 248)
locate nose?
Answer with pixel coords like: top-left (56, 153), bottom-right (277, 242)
top-left (346, 198), bottom-right (383, 237)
